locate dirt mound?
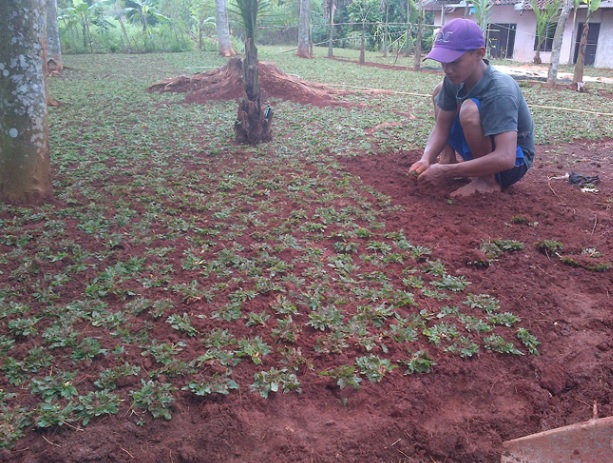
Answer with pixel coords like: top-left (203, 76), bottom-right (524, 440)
top-left (149, 57), bottom-right (391, 107)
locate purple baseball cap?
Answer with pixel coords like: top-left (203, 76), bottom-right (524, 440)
top-left (424, 18), bottom-right (485, 63)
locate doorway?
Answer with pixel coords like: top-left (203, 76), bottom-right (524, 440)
top-left (487, 23), bottom-right (516, 59)
top-left (574, 22), bottom-right (600, 65)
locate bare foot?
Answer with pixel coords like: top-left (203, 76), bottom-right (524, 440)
top-left (450, 177), bottom-right (501, 197)
top-left (438, 146), bottom-right (457, 165)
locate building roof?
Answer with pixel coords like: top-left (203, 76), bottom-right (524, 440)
top-left (424, 0), bottom-right (613, 11)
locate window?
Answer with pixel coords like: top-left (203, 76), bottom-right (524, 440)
top-left (534, 22), bottom-right (557, 52)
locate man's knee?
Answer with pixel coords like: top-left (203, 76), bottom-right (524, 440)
top-left (458, 99), bottom-right (481, 130)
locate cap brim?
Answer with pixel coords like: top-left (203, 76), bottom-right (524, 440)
top-left (423, 47), bottom-right (465, 63)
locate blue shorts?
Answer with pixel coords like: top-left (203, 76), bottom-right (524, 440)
top-left (447, 98), bottom-right (528, 190)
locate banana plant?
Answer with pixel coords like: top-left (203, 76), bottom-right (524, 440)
top-left (59, 0), bottom-right (113, 52)
top-left (530, 0), bottom-right (561, 64)
top-left (572, 0), bottom-right (601, 86)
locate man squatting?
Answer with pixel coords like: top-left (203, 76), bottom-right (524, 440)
top-left (409, 18), bottom-right (535, 197)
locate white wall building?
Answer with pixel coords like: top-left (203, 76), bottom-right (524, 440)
top-left (425, 0), bottom-right (613, 68)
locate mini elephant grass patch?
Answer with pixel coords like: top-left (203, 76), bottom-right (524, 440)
top-left (0, 51), bottom-right (556, 451)
top-left (535, 240), bottom-right (611, 272)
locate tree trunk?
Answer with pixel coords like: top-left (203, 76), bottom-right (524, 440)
top-left (118, 15), bottom-right (132, 53)
top-left (234, 44), bottom-right (272, 145)
top-left (297, 0), bottom-right (311, 58)
top-left (573, 20), bottom-right (589, 85)
top-left (359, 21), bottom-right (366, 65)
top-left (383, 4), bottom-right (389, 57)
top-left (405, 0), bottom-right (411, 54)
top-left (0, 0), bottom-right (53, 204)
top-left (413, 4), bottom-right (423, 71)
top-left (567, 5), bottom-right (578, 65)
top-left (547, 0), bottom-right (573, 85)
top-left (327, 1), bottom-right (335, 58)
top-left (46, 0), bottom-right (63, 74)
top-left (215, 0), bottom-right (236, 57)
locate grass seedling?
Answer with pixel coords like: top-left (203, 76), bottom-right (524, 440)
top-left (517, 328), bottom-right (540, 355)
top-left (182, 374), bottom-right (239, 397)
top-left (355, 355), bottom-right (397, 383)
top-left (250, 368), bottom-right (302, 398)
top-left (130, 379), bottom-right (175, 420)
top-left (319, 364), bottom-right (362, 390)
top-left (236, 337), bottom-right (272, 365)
top-left (167, 313), bottom-right (199, 337)
top-left (30, 371), bottom-right (79, 401)
top-left (76, 390), bottom-right (120, 425)
top-left (483, 335), bottom-right (523, 355)
top-left (403, 350), bottom-right (435, 374)
top-left (535, 239), bottom-right (563, 256)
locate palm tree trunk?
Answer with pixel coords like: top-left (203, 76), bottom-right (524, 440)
top-left (235, 45), bottom-right (272, 144)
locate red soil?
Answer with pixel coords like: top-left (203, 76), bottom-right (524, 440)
top-left (3, 62), bottom-right (612, 462)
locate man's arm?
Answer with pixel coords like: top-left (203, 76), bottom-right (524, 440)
top-left (409, 107), bottom-right (456, 174)
top-left (417, 130), bottom-right (518, 184)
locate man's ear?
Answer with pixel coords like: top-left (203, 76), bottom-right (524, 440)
top-left (475, 47), bottom-right (486, 59)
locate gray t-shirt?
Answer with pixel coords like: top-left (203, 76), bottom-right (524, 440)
top-left (436, 62), bottom-right (535, 168)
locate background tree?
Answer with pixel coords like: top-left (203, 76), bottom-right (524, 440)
top-left (380, 0), bottom-right (389, 57)
top-left (567, 0), bottom-right (581, 64)
top-left (47, 0), bottom-right (64, 74)
top-left (572, 0), bottom-right (601, 86)
top-left (233, 0), bottom-right (273, 144)
top-left (325, 0), bottom-right (337, 57)
top-left (530, 0), bottom-right (561, 64)
top-left (468, 0), bottom-right (491, 57)
top-left (124, 0), bottom-right (171, 51)
top-left (297, 0), bottom-right (312, 57)
top-left (215, 0), bottom-right (237, 56)
top-left (346, 0), bottom-right (380, 65)
top-left (411, 0), bottom-right (425, 70)
top-left (547, 0), bottom-right (573, 84)
top-left (0, 0), bottom-right (53, 204)
top-left (101, 0), bottom-right (134, 52)
top-left (471, 0), bottom-right (492, 36)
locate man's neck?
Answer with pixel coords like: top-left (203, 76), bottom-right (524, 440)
top-left (464, 60), bottom-right (488, 92)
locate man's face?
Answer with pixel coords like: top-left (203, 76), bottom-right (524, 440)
top-left (440, 50), bottom-right (482, 85)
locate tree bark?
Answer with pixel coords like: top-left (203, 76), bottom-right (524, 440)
top-left (215, 0), bottom-right (236, 57)
top-left (0, 0), bottom-right (53, 204)
top-left (413, 2), bottom-right (423, 71)
top-left (359, 21), bottom-right (366, 65)
top-left (567, 3), bottom-right (579, 65)
top-left (383, 3), bottom-right (389, 57)
top-left (234, 44), bottom-right (272, 145)
top-left (327, 1), bottom-right (335, 58)
top-left (297, 0), bottom-right (312, 58)
top-left (547, 0), bottom-right (573, 84)
top-left (573, 21), bottom-right (589, 85)
top-left (46, 0), bottom-right (63, 74)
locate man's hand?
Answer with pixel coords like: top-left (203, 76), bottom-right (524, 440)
top-left (408, 159), bottom-right (430, 176)
top-left (414, 163), bottom-right (450, 186)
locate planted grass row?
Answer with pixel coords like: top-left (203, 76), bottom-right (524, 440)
top-left (6, 48), bottom-right (610, 448)
top-left (0, 159), bottom-right (539, 448)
